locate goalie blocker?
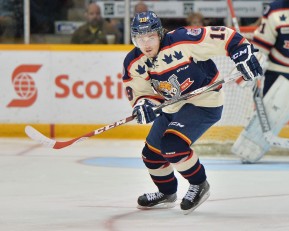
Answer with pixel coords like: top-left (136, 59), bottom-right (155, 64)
top-left (232, 75), bottom-right (289, 163)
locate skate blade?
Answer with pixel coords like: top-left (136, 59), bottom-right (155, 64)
top-left (137, 202), bottom-right (176, 210)
top-left (182, 191), bottom-right (210, 215)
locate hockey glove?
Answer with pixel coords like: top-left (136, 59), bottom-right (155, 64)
top-left (132, 99), bottom-right (157, 124)
top-left (230, 44), bottom-right (263, 81)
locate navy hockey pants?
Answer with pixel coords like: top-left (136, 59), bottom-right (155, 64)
top-left (146, 103), bottom-right (223, 149)
top-left (143, 103), bottom-right (223, 194)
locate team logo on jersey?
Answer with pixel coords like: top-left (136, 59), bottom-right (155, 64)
top-left (151, 74), bottom-right (193, 100)
top-left (180, 78), bottom-right (194, 91)
top-left (154, 75), bottom-right (180, 99)
top-left (186, 28), bottom-right (201, 36)
top-left (284, 40), bottom-right (289, 49)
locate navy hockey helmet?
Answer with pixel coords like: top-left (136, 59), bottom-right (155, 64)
top-left (131, 11), bottom-right (164, 46)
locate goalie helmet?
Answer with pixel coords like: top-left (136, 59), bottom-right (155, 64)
top-left (131, 11), bottom-right (164, 47)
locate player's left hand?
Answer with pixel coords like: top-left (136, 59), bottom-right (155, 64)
top-left (230, 44), bottom-right (263, 81)
top-left (132, 99), bottom-right (157, 124)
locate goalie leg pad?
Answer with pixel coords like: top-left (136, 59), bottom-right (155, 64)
top-left (232, 75), bottom-right (289, 163)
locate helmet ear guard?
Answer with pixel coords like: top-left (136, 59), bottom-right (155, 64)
top-left (131, 11), bottom-right (164, 47)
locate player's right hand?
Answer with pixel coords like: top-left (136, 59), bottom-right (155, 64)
top-left (132, 99), bottom-right (157, 124)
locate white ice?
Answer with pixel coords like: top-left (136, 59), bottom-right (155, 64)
top-left (0, 138), bottom-right (289, 231)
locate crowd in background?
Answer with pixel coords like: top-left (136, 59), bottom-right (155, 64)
top-left (0, 0), bottom-right (261, 44)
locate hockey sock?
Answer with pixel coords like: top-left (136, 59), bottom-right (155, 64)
top-left (160, 133), bottom-right (206, 185)
top-left (142, 144), bottom-right (178, 195)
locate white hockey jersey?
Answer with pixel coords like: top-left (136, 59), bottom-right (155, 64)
top-left (123, 26), bottom-right (248, 113)
top-left (253, 0), bottom-right (289, 74)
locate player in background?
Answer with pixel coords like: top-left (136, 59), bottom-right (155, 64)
top-left (252, 0), bottom-right (289, 95)
top-left (122, 11), bottom-right (262, 214)
top-left (231, 0), bottom-right (289, 164)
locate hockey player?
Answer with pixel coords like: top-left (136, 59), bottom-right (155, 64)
top-left (252, 0), bottom-right (289, 95)
top-left (122, 11), bottom-right (262, 214)
top-left (231, 0), bottom-right (289, 163)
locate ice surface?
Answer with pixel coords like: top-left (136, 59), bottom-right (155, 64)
top-left (0, 138), bottom-right (289, 231)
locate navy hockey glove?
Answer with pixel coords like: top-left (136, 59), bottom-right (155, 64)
top-left (230, 44), bottom-right (263, 81)
top-left (132, 99), bottom-right (157, 124)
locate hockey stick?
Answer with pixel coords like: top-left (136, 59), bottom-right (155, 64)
top-left (253, 78), bottom-right (289, 149)
top-left (25, 72), bottom-right (241, 149)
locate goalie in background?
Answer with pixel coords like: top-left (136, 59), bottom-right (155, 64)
top-left (231, 0), bottom-right (289, 163)
top-left (122, 11), bottom-right (262, 214)
top-left (252, 0), bottom-right (289, 95)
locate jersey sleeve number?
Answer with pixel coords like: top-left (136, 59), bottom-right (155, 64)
top-left (210, 26), bottom-right (226, 40)
top-left (259, 23), bottom-right (266, 34)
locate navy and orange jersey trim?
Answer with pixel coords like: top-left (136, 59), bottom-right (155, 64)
top-left (145, 142), bottom-right (162, 155)
top-left (252, 37), bottom-right (273, 52)
top-left (269, 53), bottom-right (289, 67)
top-left (226, 32), bottom-right (248, 56)
top-left (263, 0), bottom-right (289, 18)
top-left (149, 59), bottom-right (192, 76)
top-left (164, 129), bottom-right (192, 145)
top-left (122, 47), bottom-right (145, 82)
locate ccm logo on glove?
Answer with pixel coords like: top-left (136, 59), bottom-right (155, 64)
top-left (231, 47), bottom-right (248, 60)
top-left (230, 44), bottom-right (263, 81)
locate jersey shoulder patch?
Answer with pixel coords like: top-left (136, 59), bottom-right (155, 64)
top-left (186, 27), bottom-right (202, 36)
top-left (164, 27), bottom-right (205, 44)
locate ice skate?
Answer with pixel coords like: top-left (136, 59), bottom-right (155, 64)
top-left (180, 180), bottom-right (210, 215)
top-left (137, 192), bottom-right (177, 209)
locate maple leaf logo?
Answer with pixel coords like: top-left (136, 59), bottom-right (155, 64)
top-left (162, 54), bottom-right (173, 64)
top-left (280, 14), bottom-right (286, 21)
top-left (173, 51), bottom-right (183, 60)
top-left (145, 59), bottom-right (153, 68)
top-left (135, 65), bottom-right (146, 75)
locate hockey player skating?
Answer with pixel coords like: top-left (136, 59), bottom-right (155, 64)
top-left (122, 11), bottom-right (262, 214)
top-left (232, 0), bottom-right (289, 163)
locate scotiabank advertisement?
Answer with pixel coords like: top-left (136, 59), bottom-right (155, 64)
top-left (1, 49), bottom-right (132, 124)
